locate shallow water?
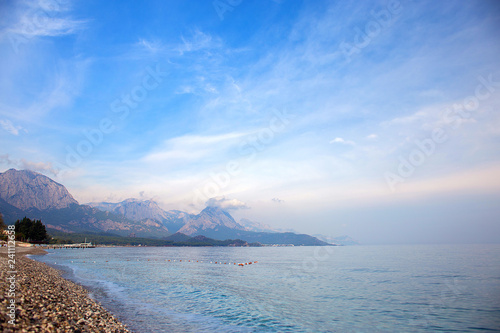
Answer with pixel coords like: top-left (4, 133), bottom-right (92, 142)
top-left (31, 244), bottom-right (500, 332)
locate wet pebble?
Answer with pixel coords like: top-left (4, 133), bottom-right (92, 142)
top-left (1, 252), bottom-right (131, 332)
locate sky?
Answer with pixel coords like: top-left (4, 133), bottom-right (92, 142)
top-left (1, 0), bottom-right (499, 244)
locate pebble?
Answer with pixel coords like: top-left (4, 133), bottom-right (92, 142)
top-left (0, 249), bottom-right (131, 332)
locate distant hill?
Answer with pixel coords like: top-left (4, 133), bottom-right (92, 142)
top-left (163, 232), bottom-right (192, 242)
top-left (49, 230), bottom-right (260, 247)
top-left (313, 234), bottom-right (359, 246)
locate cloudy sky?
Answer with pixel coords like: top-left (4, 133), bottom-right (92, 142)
top-left (1, 0), bottom-right (499, 244)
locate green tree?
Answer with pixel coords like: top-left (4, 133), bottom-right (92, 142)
top-left (32, 219), bottom-right (48, 241)
top-left (0, 213), bottom-right (6, 241)
top-left (14, 217), bottom-right (49, 242)
top-left (0, 213), bottom-right (5, 230)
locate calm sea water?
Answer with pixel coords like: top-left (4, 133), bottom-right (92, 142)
top-left (31, 245), bottom-right (500, 332)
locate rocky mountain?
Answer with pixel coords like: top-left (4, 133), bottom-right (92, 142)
top-left (28, 204), bottom-right (169, 237)
top-left (178, 206), bottom-right (246, 235)
top-left (88, 199), bottom-right (193, 233)
top-left (89, 199), bottom-right (171, 221)
top-left (0, 169), bottom-right (78, 210)
top-left (91, 200), bottom-right (330, 245)
top-left (0, 169), bottom-right (170, 238)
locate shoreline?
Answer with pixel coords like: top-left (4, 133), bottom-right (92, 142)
top-left (0, 246), bottom-right (131, 332)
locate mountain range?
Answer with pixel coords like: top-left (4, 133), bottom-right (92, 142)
top-left (0, 169), bottom-right (330, 245)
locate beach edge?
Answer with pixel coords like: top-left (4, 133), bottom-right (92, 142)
top-left (0, 246), bottom-right (131, 332)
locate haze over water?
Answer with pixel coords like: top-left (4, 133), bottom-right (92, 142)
top-left (33, 245), bottom-right (500, 332)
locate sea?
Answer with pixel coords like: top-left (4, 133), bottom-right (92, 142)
top-left (30, 244), bottom-right (500, 332)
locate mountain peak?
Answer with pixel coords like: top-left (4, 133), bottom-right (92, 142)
top-left (201, 205), bottom-right (228, 214)
top-left (88, 198), bottom-right (170, 222)
top-left (178, 205), bottom-right (245, 235)
top-left (0, 168), bottom-right (78, 211)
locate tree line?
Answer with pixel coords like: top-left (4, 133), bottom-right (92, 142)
top-left (0, 214), bottom-right (49, 243)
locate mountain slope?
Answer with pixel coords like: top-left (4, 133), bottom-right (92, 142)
top-left (89, 199), bottom-right (194, 233)
top-left (239, 218), bottom-right (278, 233)
top-left (87, 200), bottom-right (330, 245)
top-left (185, 227), bottom-right (330, 246)
top-left (89, 199), bottom-right (171, 221)
top-left (0, 197), bottom-right (27, 223)
top-left (26, 204), bottom-right (170, 237)
top-left (0, 169), bottom-right (78, 210)
top-left (178, 206), bottom-right (245, 236)
top-left (0, 169), bottom-right (170, 237)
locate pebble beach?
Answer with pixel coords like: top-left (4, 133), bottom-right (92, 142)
top-left (0, 246), bottom-right (131, 333)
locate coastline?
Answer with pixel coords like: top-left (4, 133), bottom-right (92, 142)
top-left (0, 246), bottom-right (131, 332)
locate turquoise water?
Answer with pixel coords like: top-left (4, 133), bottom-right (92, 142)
top-left (31, 245), bottom-right (500, 332)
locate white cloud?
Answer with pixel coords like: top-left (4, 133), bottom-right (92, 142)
top-left (206, 197), bottom-right (249, 210)
top-left (366, 134), bottom-right (378, 140)
top-left (329, 137), bottom-right (355, 145)
top-left (0, 154), bottom-right (60, 176)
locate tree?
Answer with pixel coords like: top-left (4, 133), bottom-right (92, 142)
top-left (0, 213), bottom-right (6, 241)
top-left (0, 213), bottom-right (5, 230)
top-left (14, 217), bottom-right (49, 243)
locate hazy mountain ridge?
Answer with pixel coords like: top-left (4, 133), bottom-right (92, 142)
top-left (88, 199), bottom-right (194, 233)
top-left (0, 169), bottom-right (331, 245)
top-left (178, 206), bottom-right (246, 236)
top-left (239, 218), bottom-right (277, 233)
top-left (88, 199), bottom-right (173, 222)
top-left (313, 234), bottom-right (359, 246)
top-left (0, 169), bottom-right (169, 237)
top-left (88, 201), bottom-right (326, 245)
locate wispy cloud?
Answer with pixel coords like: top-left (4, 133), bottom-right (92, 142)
top-left (206, 196), bottom-right (249, 210)
top-left (2, 0), bottom-right (86, 44)
top-left (0, 154), bottom-right (60, 176)
top-left (142, 132), bottom-right (249, 163)
top-left (10, 15), bottom-right (85, 37)
top-left (177, 29), bottom-right (222, 55)
top-left (0, 119), bottom-right (24, 135)
top-left (136, 38), bottom-right (164, 54)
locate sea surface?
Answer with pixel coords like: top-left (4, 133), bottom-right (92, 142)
top-left (31, 244), bottom-right (500, 332)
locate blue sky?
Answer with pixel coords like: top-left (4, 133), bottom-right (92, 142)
top-left (1, 0), bottom-right (499, 244)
